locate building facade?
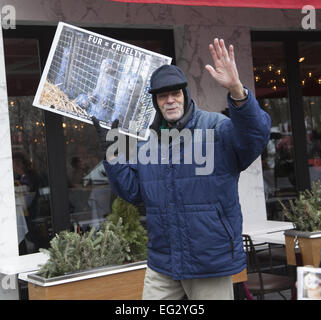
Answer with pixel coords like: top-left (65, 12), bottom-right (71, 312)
top-left (0, 0), bottom-right (320, 299)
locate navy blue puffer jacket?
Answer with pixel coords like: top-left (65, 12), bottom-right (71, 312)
top-left (103, 88), bottom-right (271, 280)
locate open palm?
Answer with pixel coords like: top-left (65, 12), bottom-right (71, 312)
top-left (205, 38), bottom-right (241, 91)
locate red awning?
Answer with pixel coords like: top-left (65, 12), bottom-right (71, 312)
top-left (110, 0), bottom-right (321, 9)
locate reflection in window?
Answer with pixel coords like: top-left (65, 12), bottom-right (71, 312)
top-left (252, 42), bottom-right (297, 221)
top-left (299, 42), bottom-right (321, 184)
top-left (63, 117), bottom-right (113, 231)
top-left (4, 38), bottom-right (53, 255)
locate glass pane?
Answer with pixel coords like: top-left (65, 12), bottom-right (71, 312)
top-left (252, 42), bottom-right (297, 221)
top-left (298, 42), bottom-right (321, 184)
top-left (4, 38), bottom-right (53, 255)
top-left (63, 117), bottom-right (112, 231)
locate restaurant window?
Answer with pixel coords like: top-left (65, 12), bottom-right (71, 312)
top-left (252, 31), bottom-right (321, 222)
top-left (299, 42), bottom-right (321, 184)
top-left (252, 41), bottom-right (297, 221)
top-left (4, 38), bottom-right (53, 255)
top-left (4, 25), bottom-right (175, 252)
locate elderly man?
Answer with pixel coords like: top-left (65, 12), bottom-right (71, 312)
top-left (93, 38), bottom-right (271, 300)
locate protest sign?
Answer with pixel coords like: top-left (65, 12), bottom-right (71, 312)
top-left (33, 22), bottom-right (172, 140)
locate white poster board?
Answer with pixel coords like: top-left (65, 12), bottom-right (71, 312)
top-left (297, 266), bottom-right (321, 300)
top-left (33, 22), bottom-right (172, 140)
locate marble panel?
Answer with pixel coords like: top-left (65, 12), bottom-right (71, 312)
top-left (0, 25), bottom-right (19, 260)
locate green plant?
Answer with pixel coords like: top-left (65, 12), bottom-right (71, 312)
top-left (108, 197), bottom-right (148, 262)
top-left (279, 180), bottom-right (321, 232)
top-left (38, 219), bottom-right (130, 278)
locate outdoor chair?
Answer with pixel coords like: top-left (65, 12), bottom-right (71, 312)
top-left (242, 234), bottom-right (295, 300)
top-left (256, 243), bottom-right (288, 274)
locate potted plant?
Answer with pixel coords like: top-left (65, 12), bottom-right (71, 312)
top-left (26, 197), bottom-right (148, 300)
top-left (280, 181), bottom-right (321, 267)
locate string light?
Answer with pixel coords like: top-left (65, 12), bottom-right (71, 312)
top-left (254, 59), bottom-right (321, 94)
top-left (62, 123), bottom-right (67, 128)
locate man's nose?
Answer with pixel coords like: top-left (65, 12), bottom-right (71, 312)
top-left (166, 94), bottom-right (175, 104)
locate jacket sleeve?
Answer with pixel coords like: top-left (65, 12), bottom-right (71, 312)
top-left (102, 153), bottom-right (142, 205)
top-left (219, 87), bottom-right (271, 172)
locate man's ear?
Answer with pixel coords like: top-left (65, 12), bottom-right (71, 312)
top-left (152, 94), bottom-right (159, 110)
top-left (182, 88), bottom-right (188, 110)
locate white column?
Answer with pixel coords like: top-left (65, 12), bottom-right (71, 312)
top-left (0, 23), bottom-right (20, 299)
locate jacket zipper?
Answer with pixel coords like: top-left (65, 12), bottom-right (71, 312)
top-left (217, 210), bottom-right (234, 259)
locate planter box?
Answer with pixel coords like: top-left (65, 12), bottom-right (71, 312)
top-left (26, 261), bottom-right (147, 300)
top-left (284, 230), bottom-right (321, 267)
top-left (25, 260), bottom-right (247, 300)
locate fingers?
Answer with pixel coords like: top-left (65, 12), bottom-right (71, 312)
top-left (209, 43), bottom-right (219, 66)
top-left (91, 116), bottom-right (101, 130)
top-left (219, 39), bottom-right (229, 59)
top-left (210, 38), bottom-right (232, 61)
top-left (111, 119), bottom-right (119, 129)
top-left (229, 44), bottom-right (235, 62)
top-left (213, 38), bottom-right (222, 59)
top-left (205, 64), bottom-right (218, 80)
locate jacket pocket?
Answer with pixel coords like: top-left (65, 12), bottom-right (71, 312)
top-left (215, 202), bottom-right (235, 259)
top-left (181, 207), bottom-right (236, 274)
top-left (146, 207), bottom-right (170, 253)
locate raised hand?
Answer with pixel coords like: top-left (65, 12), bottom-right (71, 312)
top-left (205, 38), bottom-right (245, 100)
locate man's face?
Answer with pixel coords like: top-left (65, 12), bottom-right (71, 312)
top-left (156, 89), bottom-right (184, 123)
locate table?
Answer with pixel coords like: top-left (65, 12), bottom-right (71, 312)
top-left (251, 230), bottom-right (287, 245)
top-left (243, 220), bottom-right (294, 248)
top-left (0, 252), bottom-right (49, 300)
top-left (0, 252), bottom-right (49, 275)
top-left (243, 220), bottom-right (294, 237)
